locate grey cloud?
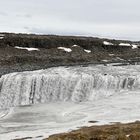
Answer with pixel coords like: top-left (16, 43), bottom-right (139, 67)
top-left (16, 14), bottom-right (32, 18)
top-left (24, 26), bottom-right (30, 30)
top-left (0, 0), bottom-right (140, 40)
top-left (0, 12), bottom-right (8, 16)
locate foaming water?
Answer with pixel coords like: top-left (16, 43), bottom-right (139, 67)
top-left (0, 65), bottom-right (140, 108)
top-left (0, 93), bottom-right (140, 140)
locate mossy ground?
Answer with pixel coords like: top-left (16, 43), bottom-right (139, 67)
top-left (46, 121), bottom-right (140, 140)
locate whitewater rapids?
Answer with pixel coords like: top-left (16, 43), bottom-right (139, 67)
top-left (0, 65), bottom-right (140, 139)
top-left (0, 65), bottom-right (140, 108)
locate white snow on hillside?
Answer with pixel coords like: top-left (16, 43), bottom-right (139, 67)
top-left (0, 34), bottom-right (5, 37)
top-left (109, 53), bottom-right (114, 56)
top-left (132, 44), bottom-right (138, 49)
top-left (116, 57), bottom-right (124, 61)
top-left (102, 60), bottom-right (109, 62)
top-left (0, 37), bottom-right (4, 39)
top-left (0, 34), bottom-right (5, 39)
top-left (84, 49), bottom-right (91, 53)
top-left (15, 46), bottom-right (39, 51)
top-left (72, 44), bottom-right (78, 47)
top-left (119, 43), bottom-right (131, 46)
top-left (103, 41), bottom-right (114, 45)
top-left (58, 47), bottom-right (72, 52)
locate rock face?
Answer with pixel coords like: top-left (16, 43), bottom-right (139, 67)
top-left (0, 65), bottom-right (140, 109)
top-left (0, 33), bottom-right (140, 76)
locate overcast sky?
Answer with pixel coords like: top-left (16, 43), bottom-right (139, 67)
top-left (0, 0), bottom-right (140, 40)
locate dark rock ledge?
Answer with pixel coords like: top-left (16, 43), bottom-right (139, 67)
top-left (0, 32), bottom-right (140, 76)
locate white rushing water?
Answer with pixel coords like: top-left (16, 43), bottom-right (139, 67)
top-left (0, 65), bottom-right (140, 139)
top-left (0, 65), bottom-right (140, 108)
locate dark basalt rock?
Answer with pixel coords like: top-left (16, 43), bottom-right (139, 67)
top-left (0, 32), bottom-right (140, 76)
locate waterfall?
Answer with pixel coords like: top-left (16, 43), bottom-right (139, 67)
top-left (0, 66), bottom-right (140, 108)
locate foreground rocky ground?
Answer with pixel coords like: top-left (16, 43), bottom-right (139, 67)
top-left (46, 121), bottom-right (140, 140)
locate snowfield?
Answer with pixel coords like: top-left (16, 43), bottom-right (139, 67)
top-left (58, 47), bottom-right (72, 52)
top-left (15, 46), bottom-right (40, 51)
top-left (72, 44), bottom-right (78, 47)
top-left (0, 37), bottom-right (4, 39)
top-left (84, 49), bottom-right (91, 53)
top-left (119, 43), bottom-right (131, 46)
top-left (103, 41), bottom-right (114, 45)
top-left (132, 44), bottom-right (138, 49)
top-left (0, 65), bottom-right (140, 139)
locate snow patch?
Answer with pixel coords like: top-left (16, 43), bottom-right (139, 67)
top-left (15, 46), bottom-right (39, 51)
top-left (84, 49), bottom-right (91, 53)
top-left (103, 41), bottom-right (114, 45)
top-left (72, 44), bottom-right (78, 47)
top-left (0, 34), bottom-right (5, 37)
top-left (102, 60), bottom-right (109, 62)
top-left (0, 34), bottom-right (5, 39)
top-left (0, 37), bottom-right (4, 39)
top-left (58, 47), bottom-right (72, 52)
top-left (116, 57), bottom-right (124, 61)
top-left (119, 43), bottom-right (131, 46)
top-left (126, 135), bottom-right (130, 137)
top-left (109, 54), bottom-right (114, 56)
top-left (132, 44), bottom-right (138, 49)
